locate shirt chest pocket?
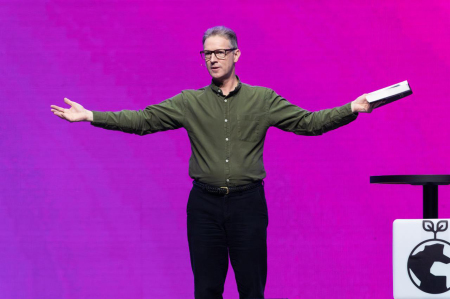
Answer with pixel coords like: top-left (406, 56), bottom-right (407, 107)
top-left (237, 114), bottom-right (264, 142)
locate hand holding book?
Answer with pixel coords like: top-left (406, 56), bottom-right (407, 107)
top-left (351, 94), bottom-right (373, 113)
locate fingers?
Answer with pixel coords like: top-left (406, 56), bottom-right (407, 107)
top-left (51, 108), bottom-right (65, 115)
top-left (64, 97), bottom-right (73, 106)
top-left (50, 97), bottom-right (72, 112)
top-left (363, 94), bottom-right (373, 113)
top-left (50, 105), bottom-right (64, 112)
top-left (50, 98), bottom-right (74, 121)
top-left (364, 102), bottom-right (373, 113)
top-left (53, 111), bottom-right (66, 120)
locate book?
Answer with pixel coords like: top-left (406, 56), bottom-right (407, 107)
top-left (366, 80), bottom-right (412, 109)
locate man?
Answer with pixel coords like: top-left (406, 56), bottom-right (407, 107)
top-left (51, 26), bottom-right (372, 299)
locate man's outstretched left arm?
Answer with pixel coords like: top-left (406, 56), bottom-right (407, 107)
top-left (267, 89), bottom-right (371, 136)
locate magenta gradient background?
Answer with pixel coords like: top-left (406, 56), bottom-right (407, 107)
top-left (1, 1), bottom-right (450, 298)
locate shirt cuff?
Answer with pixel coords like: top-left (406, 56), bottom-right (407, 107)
top-left (91, 111), bottom-right (107, 126)
top-left (344, 102), bottom-right (359, 118)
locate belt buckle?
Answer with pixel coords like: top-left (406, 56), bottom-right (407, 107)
top-left (220, 187), bottom-right (229, 195)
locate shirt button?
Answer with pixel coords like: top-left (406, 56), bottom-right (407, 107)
top-left (226, 179), bottom-right (230, 182)
top-left (225, 138), bottom-right (229, 141)
top-left (218, 89), bottom-right (221, 93)
top-left (225, 119), bottom-right (228, 122)
top-left (226, 159), bottom-right (229, 163)
top-left (224, 100), bottom-right (227, 102)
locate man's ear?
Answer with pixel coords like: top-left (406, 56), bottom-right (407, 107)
top-left (233, 49), bottom-right (241, 63)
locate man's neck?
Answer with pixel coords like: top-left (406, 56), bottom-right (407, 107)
top-left (213, 75), bottom-right (238, 96)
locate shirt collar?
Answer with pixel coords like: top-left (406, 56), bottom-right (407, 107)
top-left (209, 75), bottom-right (242, 96)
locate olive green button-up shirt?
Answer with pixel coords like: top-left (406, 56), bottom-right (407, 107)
top-left (91, 77), bottom-right (358, 187)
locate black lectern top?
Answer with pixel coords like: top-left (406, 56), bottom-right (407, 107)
top-left (370, 175), bottom-right (450, 186)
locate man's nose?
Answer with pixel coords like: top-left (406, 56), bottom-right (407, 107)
top-left (210, 53), bottom-right (218, 63)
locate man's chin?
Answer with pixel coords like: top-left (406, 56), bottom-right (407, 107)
top-left (209, 72), bottom-right (226, 82)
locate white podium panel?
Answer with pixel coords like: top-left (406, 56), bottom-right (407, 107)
top-left (394, 219), bottom-right (450, 298)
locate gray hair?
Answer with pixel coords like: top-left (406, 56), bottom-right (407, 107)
top-left (202, 26), bottom-right (238, 48)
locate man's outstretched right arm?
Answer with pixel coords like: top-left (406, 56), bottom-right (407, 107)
top-left (50, 94), bottom-right (186, 135)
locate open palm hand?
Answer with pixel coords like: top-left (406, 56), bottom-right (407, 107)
top-left (51, 98), bottom-right (92, 122)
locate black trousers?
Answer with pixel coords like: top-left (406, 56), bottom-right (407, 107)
top-left (187, 182), bottom-right (268, 299)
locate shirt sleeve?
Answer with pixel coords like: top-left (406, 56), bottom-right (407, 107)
top-left (90, 93), bottom-right (185, 136)
top-left (266, 88), bottom-right (358, 136)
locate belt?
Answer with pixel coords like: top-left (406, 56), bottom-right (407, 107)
top-left (193, 180), bottom-right (263, 195)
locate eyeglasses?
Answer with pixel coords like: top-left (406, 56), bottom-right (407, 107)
top-left (200, 48), bottom-right (237, 61)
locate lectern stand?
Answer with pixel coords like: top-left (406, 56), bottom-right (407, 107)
top-left (370, 175), bottom-right (450, 299)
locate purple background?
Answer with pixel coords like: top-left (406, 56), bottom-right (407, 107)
top-left (1, 0), bottom-right (450, 298)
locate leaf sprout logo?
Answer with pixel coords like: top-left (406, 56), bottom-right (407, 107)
top-left (407, 220), bottom-right (450, 294)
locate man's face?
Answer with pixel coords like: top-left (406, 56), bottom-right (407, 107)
top-left (203, 35), bottom-right (240, 82)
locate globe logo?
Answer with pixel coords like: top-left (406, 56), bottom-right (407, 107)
top-left (408, 220), bottom-right (450, 294)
